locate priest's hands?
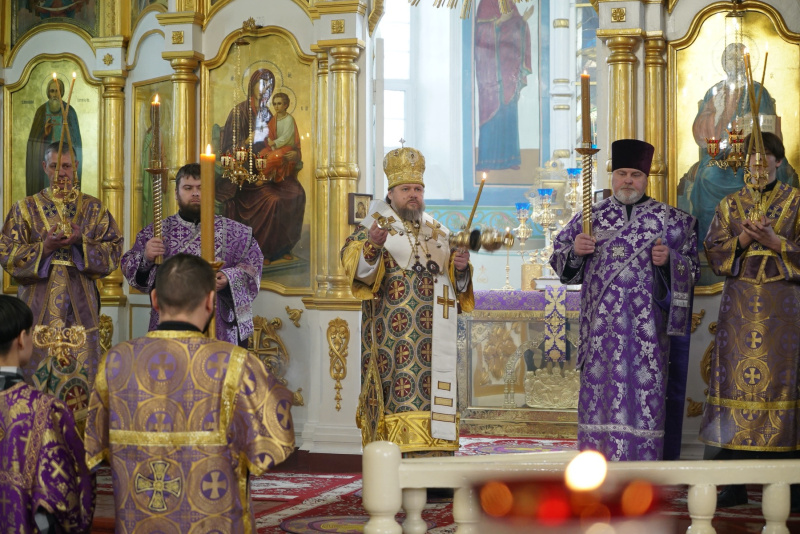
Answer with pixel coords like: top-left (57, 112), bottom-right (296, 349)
top-left (740, 216), bottom-right (781, 252)
top-left (216, 271), bottom-right (229, 291)
top-left (43, 224), bottom-right (82, 255)
top-left (453, 250), bottom-right (470, 271)
top-left (652, 238), bottom-right (670, 266)
top-left (144, 237), bottom-right (166, 262)
top-left (573, 233), bottom-right (596, 256)
top-left (368, 222), bottom-right (388, 247)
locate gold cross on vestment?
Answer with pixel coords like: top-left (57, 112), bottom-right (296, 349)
top-left (135, 460), bottom-right (182, 512)
top-left (372, 213), bottom-right (398, 235)
top-left (437, 285), bottom-right (456, 319)
top-left (426, 220), bottom-right (446, 241)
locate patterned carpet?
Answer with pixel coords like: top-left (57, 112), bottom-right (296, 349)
top-left (255, 435), bottom-right (575, 533)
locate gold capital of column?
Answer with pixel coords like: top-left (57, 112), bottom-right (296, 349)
top-left (644, 36), bottom-right (666, 201)
top-left (98, 74), bottom-right (127, 305)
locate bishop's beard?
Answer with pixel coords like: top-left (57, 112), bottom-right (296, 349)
top-left (395, 204), bottom-right (424, 223)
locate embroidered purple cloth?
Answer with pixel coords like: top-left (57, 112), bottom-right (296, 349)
top-left (550, 197), bottom-right (699, 460)
top-left (473, 288), bottom-right (581, 311)
top-left (121, 214), bottom-right (263, 345)
top-left (0, 383), bottom-right (94, 532)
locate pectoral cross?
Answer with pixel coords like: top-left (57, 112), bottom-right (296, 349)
top-left (437, 285), bottom-right (456, 319)
top-left (426, 220), bottom-right (446, 241)
top-left (372, 213), bottom-right (397, 235)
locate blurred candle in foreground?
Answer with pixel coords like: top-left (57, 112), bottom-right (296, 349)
top-left (581, 71), bottom-right (591, 143)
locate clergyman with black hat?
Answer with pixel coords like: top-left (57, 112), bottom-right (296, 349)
top-left (550, 138), bottom-right (700, 461)
top-left (340, 145), bottom-right (474, 458)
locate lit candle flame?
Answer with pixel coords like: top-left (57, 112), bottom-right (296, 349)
top-left (565, 450), bottom-right (607, 491)
top-left (72, 72), bottom-right (76, 79)
top-left (154, 94), bottom-right (159, 104)
top-left (206, 144), bottom-right (213, 155)
top-left (482, 172), bottom-right (487, 182)
top-left (52, 72), bottom-right (57, 80)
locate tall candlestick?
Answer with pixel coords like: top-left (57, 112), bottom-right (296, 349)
top-left (62, 72), bottom-right (78, 174)
top-left (151, 95), bottom-right (161, 166)
top-left (581, 71), bottom-right (591, 144)
top-left (466, 172), bottom-right (486, 229)
top-left (200, 144), bottom-right (216, 263)
top-left (53, 73), bottom-right (66, 184)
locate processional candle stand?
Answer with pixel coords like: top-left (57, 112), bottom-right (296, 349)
top-left (577, 72), bottom-right (599, 236)
top-left (145, 94), bottom-right (167, 264)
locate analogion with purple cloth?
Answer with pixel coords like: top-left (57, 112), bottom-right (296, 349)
top-left (121, 214), bottom-right (263, 345)
top-left (550, 197), bottom-right (699, 460)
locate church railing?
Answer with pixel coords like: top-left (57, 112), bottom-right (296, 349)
top-left (362, 441), bottom-right (798, 534)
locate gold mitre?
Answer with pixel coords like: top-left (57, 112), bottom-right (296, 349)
top-left (384, 146), bottom-right (425, 189)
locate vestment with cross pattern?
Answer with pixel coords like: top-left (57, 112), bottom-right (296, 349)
top-left (84, 331), bottom-right (295, 532)
top-left (550, 196), bottom-right (699, 461)
top-left (0, 380), bottom-right (94, 532)
top-left (0, 189), bottom-right (122, 431)
top-left (700, 181), bottom-right (800, 452)
top-left (341, 199), bottom-right (474, 456)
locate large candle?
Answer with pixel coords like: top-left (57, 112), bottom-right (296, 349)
top-left (581, 71), bottom-right (591, 144)
top-left (151, 95), bottom-right (161, 165)
top-left (200, 144), bottom-right (216, 263)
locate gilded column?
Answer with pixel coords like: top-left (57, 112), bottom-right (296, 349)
top-left (326, 43), bottom-right (363, 299)
top-left (312, 47), bottom-right (331, 298)
top-left (164, 54), bottom-right (200, 216)
top-left (644, 35), bottom-right (666, 201)
top-left (603, 34), bottom-right (640, 175)
top-left (98, 75), bottom-right (127, 305)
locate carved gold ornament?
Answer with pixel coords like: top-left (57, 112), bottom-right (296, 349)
top-left (690, 309), bottom-right (705, 333)
top-left (285, 306), bottom-right (303, 327)
top-left (102, 54), bottom-right (113, 66)
top-left (33, 323), bottom-right (87, 368)
top-left (248, 316), bottom-right (303, 406)
top-left (327, 318), bottom-right (349, 411)
top-left (99, 314), bottom-right (113, 356)
top-left (611, 8), bottom-right (626, 22)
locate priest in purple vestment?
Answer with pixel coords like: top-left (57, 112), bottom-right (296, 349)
top-left (0, 295), bottom-right (94, 533)
top-left (121, 163), bottom-right (263, 347)
top-left (86, 254), bottom-right (294, 533)
top-left (0, 142), bottom-right (123, 432)
top-left (550, 139), bottom-right (700, 461)
top-left (699, 132), bottom-right (800, 510)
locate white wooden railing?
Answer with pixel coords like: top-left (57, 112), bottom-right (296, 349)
top-left (362, 441), bottom-right (800, 534)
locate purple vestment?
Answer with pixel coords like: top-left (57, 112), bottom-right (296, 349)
top-left (84, 331), bottom-right (295, 532)
top-left (0, 383), bottom-right (94, 532)
top-left (550, 197), bottom-right (699, 460)
top-left (700, 182), bottom-right (800, 451)
top-left (121, 214), bottom-right (263, 345)
top-left (0, 189), bottom-right (123, 426)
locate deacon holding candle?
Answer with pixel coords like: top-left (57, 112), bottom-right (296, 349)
top-left (341, 144), bottom-right (474, 464)
top-left (550, 139), bottom-right (700, 462)
top-left (121, 162), bottom-right (264, 347)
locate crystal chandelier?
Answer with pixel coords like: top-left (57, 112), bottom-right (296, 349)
top-left (220, 20), bottom-right (268, 188)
